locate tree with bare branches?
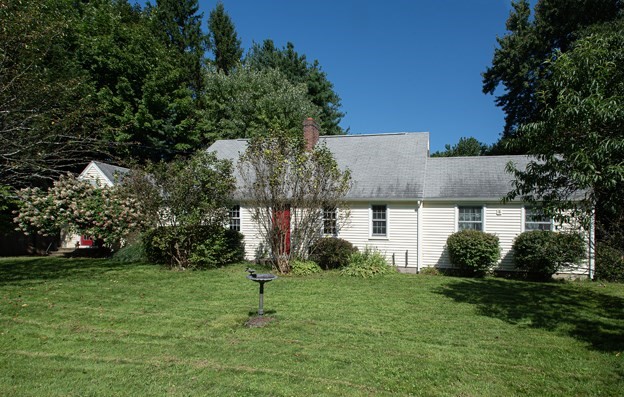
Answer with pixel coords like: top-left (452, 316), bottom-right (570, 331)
top-left (237, 131), bottom-right (351, 273)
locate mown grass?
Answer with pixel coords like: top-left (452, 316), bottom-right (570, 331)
top-left (1, 257), bottom-right (623, 396)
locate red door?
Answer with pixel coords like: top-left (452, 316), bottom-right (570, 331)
top-left (272, 207), bottom-right (291, 255)
top-left (80, 235), bottom-right (93, 247)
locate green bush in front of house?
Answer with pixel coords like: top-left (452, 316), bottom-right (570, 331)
top-left (341, 248), bottom-right (395, 278)
top-left (290, 260), bottom-right (322, 276)
top-left (512, 230), bottom-right (585, 280)
top-left (309, 237), bottom-right (358, 270)
top-left (144, 225), bottom-right (244, 269)
top-left (595, 242), bottom-right (624, 282)
top-left (447, 230), bottom-right (500, 276)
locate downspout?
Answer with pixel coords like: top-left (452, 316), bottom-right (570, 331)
top-left (417, 200), bottom-right (423, 273)
top-left (588, 209), bottom-right (595, 280)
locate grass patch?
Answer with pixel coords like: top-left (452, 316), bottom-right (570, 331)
top-left (1, 257), bottom-right (623, 396)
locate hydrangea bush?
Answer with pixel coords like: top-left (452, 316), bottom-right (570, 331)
top-left (14, 175), bottom-right (146, 246)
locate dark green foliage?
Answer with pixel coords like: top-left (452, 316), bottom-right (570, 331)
top-left (245, 40), bottom-right (344, 135)
top-left (447, 230), bottom-right (501, 276)
top-left (201, 67), bottom-right (320, 143)
top-left (207, 2), bottom-right (242, 74)
top-left (122, 151), bottom-right (236, 269)
top-left (512, 231), bottom-right (586, 280)
top-left (504, 18), bottom-right (624, 238)
top-left (309, 237), bottom-right (358, 270)
top-left (0, 0), bottom-right (108, 187)
top-left (341, 248), bottom-right (395, 278)
top-left (431, 137), bottom-right (491, 157)
top-left (111, 241), bottom-right (147, 263)
top-left (152, 0), bottom-right (206, 93)
top-left (144, 226), bottom-right (244, 269)
top-left (595, 242), bottom-right (624, 282)
top-left (483, 0), bottom-right (622, 145)
top-left (290, 260), bottom-right (322, 276)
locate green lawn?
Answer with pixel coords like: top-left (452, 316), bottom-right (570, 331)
top-left (1, 258), bottom-right (623, 396)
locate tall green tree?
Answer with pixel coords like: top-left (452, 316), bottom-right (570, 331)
top-left (207, 2), bottom-right (243, 75)
top-left (431, 137), bottom-right (491, 157)
top-left (201, 67), bottom-right (320, 144)
top-left (152, 0), bottom-right (206, 94)
top-left (246, 40), bottom-right (345, 135)
top-left (504, 19), bottom-right (624, 241)
top-left (76, 0), bottom-right (203, 162)
top-left (0, 0), bottom-right (107, 188)
top-left (482, 0), bottom-right (622, 149)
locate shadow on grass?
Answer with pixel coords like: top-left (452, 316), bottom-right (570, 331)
top-left (436, 278), bottom-right (624, 353)
top-left (0, 257), bottom-right (142, 285)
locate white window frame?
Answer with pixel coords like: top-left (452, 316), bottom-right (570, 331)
top-left (322, 207), bottom-right (338, 236)
top-left (370, 204), bottom-right (388, 238)
top-left (524, 207), bottom-right (553, 231)
top-left (229, 205), bottom-right (241, 232)
top-left (457, 206), bottom-right (484, 231)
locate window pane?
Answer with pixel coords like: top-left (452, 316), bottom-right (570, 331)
top-left (525, 207), bottom-right (551, 231)
top-left (458, 206), bottom-right (482, 231)
top-left (371, 205), bottom-right (387, 236)
top-left (323, 207), bottom-right (337, 235)
top-left (229, 205), bottom-right (241, 231)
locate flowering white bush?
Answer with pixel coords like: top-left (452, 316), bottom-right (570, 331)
top-left (14, 175), bottom-right (147, 246)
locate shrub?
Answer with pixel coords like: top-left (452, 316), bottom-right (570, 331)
top-left (341, 248), bottom-right (395, 278)
top-left (144, 226), bottom-right (244, 269)
top-left (419, 266), bottom-right (441, 276)
top-left (111, 240), bottom-right (147, 263)
top-left (512, 231), bottom-right (585, 280)
top-left (595, 242), bottom-right (624, 282)
top-left (446, 230), bottom-right (500, 276)
top-left (309, 237), bottom-right (358, 270)
top-left (290, 260), bottom-right (322, 276)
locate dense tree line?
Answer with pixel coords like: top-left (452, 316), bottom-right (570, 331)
top-left (0, 0), bottom-right (344, 191)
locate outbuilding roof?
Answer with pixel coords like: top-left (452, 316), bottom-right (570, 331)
top-left (208, 133), bottom-right (531, 201)
top-left (78, 161), bottom-right (130, 186)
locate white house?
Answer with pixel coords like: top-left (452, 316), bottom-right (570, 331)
top-left (208, 123), bottom-right (594, 277)
top-left (61, 161), bottom-right (130, 248)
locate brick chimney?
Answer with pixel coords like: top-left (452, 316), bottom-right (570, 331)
top-left (303, 117), bottom-right (320, 151)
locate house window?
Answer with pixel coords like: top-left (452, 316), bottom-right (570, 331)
top-left (525, 207), bottom-right (552, 231)
top-left (458, 206), bottom-right (483, 231)
top-left (371, 205), bottom-right (387, 236)
top-left (323, 207), bottom-right (337, 236)
top-left (229, 205), bottom-right (241, 231)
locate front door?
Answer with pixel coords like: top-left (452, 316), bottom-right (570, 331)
top-left (272, 207), bottom-right (291, 255)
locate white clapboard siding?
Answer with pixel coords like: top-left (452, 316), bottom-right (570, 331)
top-left (240, 206), bottom-right (266, 261)
top-left (80, 163), bottom-right (112, 187)
top-left (338, 202), bottom-right (419, 268)
top-left (421, 202), bottom-right (456, 267)
top-left (485, 204), bottom-right (523, 270)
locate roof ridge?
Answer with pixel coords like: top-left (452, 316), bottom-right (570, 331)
top-left (321, 132), bottom-right (429, 138)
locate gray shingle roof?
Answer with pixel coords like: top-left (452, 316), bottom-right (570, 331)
top-left (208, 134), bottom-right (532, 201)
top-left (424, 156), bottom-right (530, 200)
top-left (93, 161), bottom-right (130, 184)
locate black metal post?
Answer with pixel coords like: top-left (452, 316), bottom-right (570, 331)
top-left (258, 282), bottom-right (265, 316)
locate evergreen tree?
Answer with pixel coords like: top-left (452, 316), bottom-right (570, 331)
top-left (201, 67), bottom-right (320, 143)
top-left (431, 137), bottom-right (490, 157)
top-left (76, 0), bottom-right (203, 162)
top-left (482, 0), bottom-right (621, 150)
top-left (152, 0), bottom-right (206, 94)
top-left (504, 18), bottom-right (624, 253)
top-left (207, 2), bottom-right (243, 75)
top-left (246, 40), bottom-right (345, 135)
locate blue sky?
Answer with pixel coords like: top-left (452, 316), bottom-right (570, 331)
top-left (195, 1), bottom-right (518, 152)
